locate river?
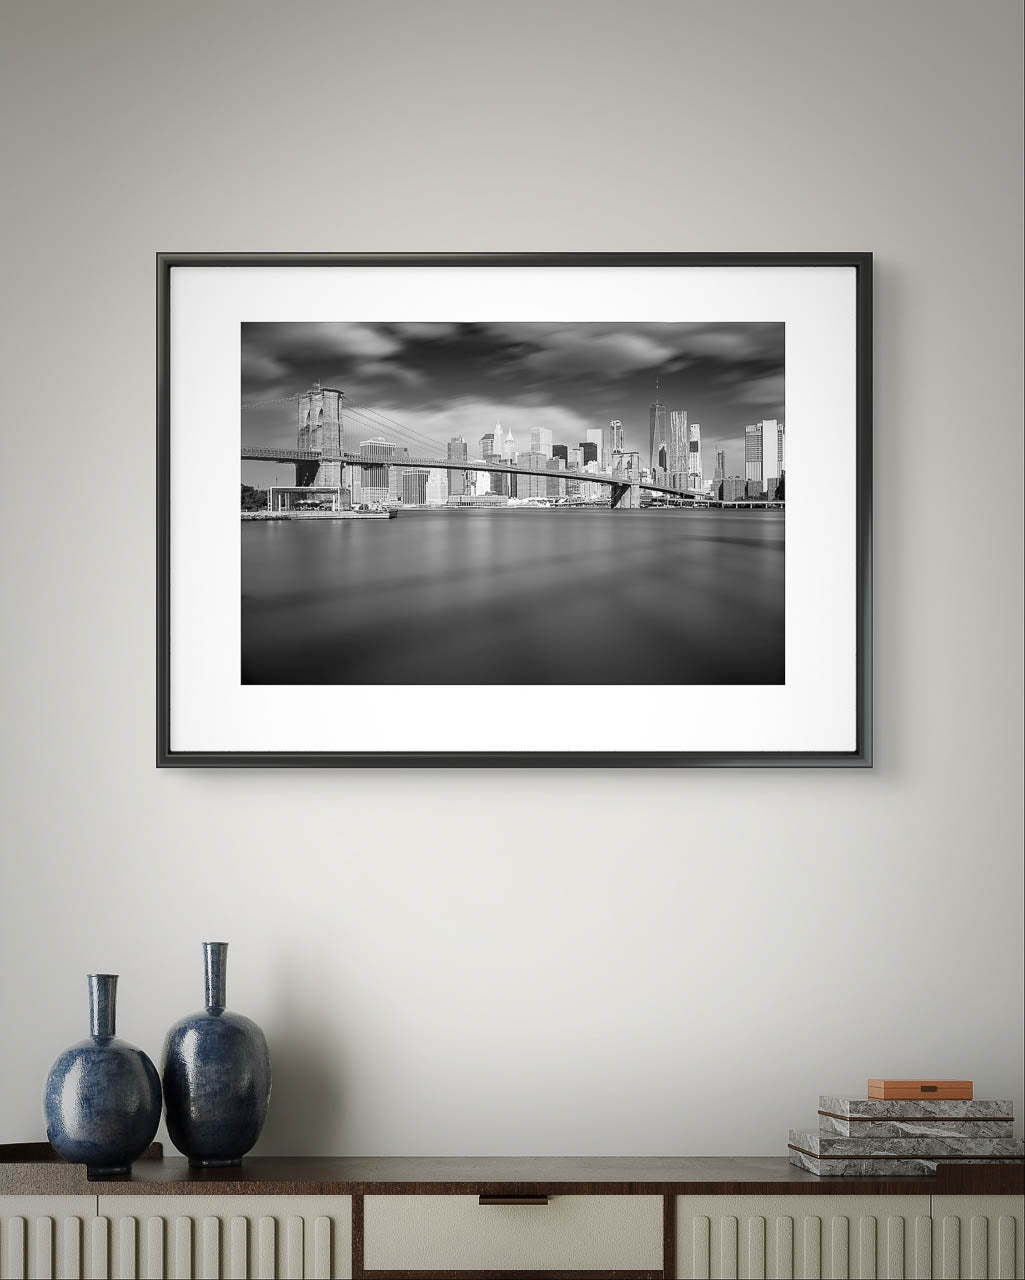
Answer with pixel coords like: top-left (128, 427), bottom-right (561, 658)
top-left (241, 508), bottom-right (784, 685)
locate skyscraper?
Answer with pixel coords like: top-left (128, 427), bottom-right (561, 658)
top-left (530, 426), bottom-right (553, 457)
top-left (552, 444), bottom-right (568, 464)
top-left (714, 448), bottom-right (726, 480)
top-left (649, 378), bottom-right (667, 471)
top-left (744, 419), bottom-right (783, 490)
top-left (501, 429), bottom-right (517, 462)
top-left (687, 421), bottom-right (703, 491)
top-left (518, 452), bottom-right (549, 498)
top-left (579, 440), bottom-right (598, 465)
top-left (759, 419), bottom-right (784, 494)
top-left (586, 428), bottom-right (606, 469)
top-left (447, 436), bottom-right (468, 496)
top-left (609, 419), bottom-right (624, 454)
top-left (492, 423), bottom-right (504, 458)
top-left (426, 468), bottom-right (448, 505)
top-left (546, 456), bottom-right (565, 499)
top-left (479, 432), bottom-right (495, 459)
top-left (745, 423), bottom-right (763, 483)
top-left (401, 468), bottom-right (429, 506)
top-left (668, 410), bottom-right (688, 481)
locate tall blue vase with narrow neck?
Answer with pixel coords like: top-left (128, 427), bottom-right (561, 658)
top-left (43, 975), bottom-right (162, 1178)
top-left (161, 942), bottom-right (272, 1167)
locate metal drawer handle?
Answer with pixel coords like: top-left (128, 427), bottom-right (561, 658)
top-left (478, 1195), bottom-right (549, 1206)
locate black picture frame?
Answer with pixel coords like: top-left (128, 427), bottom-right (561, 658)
top-left (157, 252), bottom-right (872, 768)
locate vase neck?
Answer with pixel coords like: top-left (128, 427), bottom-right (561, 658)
top-left (88, 974), bottom-right (117, 1039)
top-left (204, 942), bottom-right (228, 1011)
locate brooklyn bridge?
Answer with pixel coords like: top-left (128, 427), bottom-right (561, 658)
top-left (241, 386), bottom-right (705, 510)
top-left (241, 443), bottom-right (699, 508)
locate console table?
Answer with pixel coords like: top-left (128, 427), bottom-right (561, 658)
top-left (2, 1144), bottom-right (1022, 1278)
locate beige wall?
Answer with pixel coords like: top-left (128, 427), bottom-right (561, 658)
top-left (0, 1), bottom-right (1021, 1155)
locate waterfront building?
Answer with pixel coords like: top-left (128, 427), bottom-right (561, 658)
top-left (359, 438), bottom-right (401, 504)
top-left (761, 419), bottom-right (784, 494)
top-left (401, 468), bottom-right (430, 507)
top-left (546, 456), bottom-right (566, 499)
top-left (552, 443), bottom-right (568, 463)
top-left (564, 446), bottom-right (583, 497)
top-left (467, 460), bottom-right (490, 496)
top-left (609, 419), bottom-right (624, 454)
top-left (668, 410), bottom-right (687, 479)
top-left (649, 380), bottom-right (667, 471)
top-left (266, 485), bottom-right (345, 513)
top-left (586, 427), bottom-right (606, 470)
top-left (582, 459), bottom-right (603, 502)
top-left (579, 440), bottom-right (598, 465)
top-left (745, 419), bottom-right (784, 491)
top-left (746, 478), bottom-right (765, 499)
top-left (530, 426), bottom-right (554, 457)
top-left (723, 475), bottom-right (744, 502)
top-left (447, 436), bottom-right (468, 496)
top-left (713, 452), bottom-right (726, 499)
top-left (517, 451), bottom-right (549, 499)
top-left (745, 423), bottom-right (763, 483)
top-left (426, 468), bottom-right (448, 505)
top-left (445, 492), bottom-right (508, 508)
top-left (687, 421), bottom-right (703, 491)
top-left (296, 382), bottom-right (344, 487)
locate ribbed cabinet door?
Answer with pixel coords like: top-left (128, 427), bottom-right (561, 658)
top-left (96, 1196), bottom-right (352, 1279)
top-left (674, 1194), bottom-right (933, 1279)
top-left (932, 1196), bottom-right (1023, 1280)
top-left (0, 1196), bottom-right (96, 1280)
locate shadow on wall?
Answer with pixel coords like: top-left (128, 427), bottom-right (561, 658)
top-left (257, 955), bottom-right (347, 1155)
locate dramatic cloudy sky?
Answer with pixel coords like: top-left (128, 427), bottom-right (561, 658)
top-left (240, 322), bottom-right (784, 487)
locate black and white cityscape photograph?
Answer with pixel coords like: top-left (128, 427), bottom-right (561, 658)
top-left (240, 321), bottom-right (785, 685)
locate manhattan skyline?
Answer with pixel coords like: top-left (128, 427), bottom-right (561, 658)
top-left (241, 321), bottom-right (784, 488)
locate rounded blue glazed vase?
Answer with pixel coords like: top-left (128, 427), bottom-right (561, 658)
top-left (162, 942), bottom-right (272, 1168)
top-left (43, 974), bottom-right (162, 1178)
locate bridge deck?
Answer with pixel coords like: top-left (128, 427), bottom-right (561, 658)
top-left (241, 447), bottom-right (698, 499)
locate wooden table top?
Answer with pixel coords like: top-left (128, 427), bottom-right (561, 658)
top-left (2, 1144), bottom-right (1022, 1197)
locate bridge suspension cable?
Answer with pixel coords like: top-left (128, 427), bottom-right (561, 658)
top-left (342, 403), bottom-right (447, 459)
top-left (241, 395), bottom-right (300, 410)
top-left (340, 406), bottom-right (436, 457)
top-left (241, 383), bottom-right (481, 464)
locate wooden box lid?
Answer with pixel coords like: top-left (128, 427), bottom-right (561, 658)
top-left (868, 1080), bottom-right (973, 1099)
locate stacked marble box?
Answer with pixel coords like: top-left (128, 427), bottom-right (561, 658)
top-left (789, 1096), bottom-right (1023, 1176)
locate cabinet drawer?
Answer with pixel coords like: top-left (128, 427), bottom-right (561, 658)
top-left (674, 1194), bottom-right (933, 1280)
top-left (97, 1193), bottom-right (353, 1278)
top-left (932, 1195), bottom-right (1024, 1280)
top-left (363, 1193), bottom-right (663, 1275)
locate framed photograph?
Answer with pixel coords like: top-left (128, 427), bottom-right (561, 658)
top-left (157, 252), bottom-right (871, 767)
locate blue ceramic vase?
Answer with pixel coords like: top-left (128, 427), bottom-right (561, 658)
top-left (162, 942), bottom-right (272, 1167)
top-left (43, 974), bottom-right (162, 1178)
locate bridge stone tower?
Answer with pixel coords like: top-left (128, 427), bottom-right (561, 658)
top-left (611, 449), bottom-right (642, 508)
top-left (296, 382), bottom-right (344, 486)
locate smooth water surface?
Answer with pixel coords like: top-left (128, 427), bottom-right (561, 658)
top-left (241, 509), bottom-right (784, 684)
